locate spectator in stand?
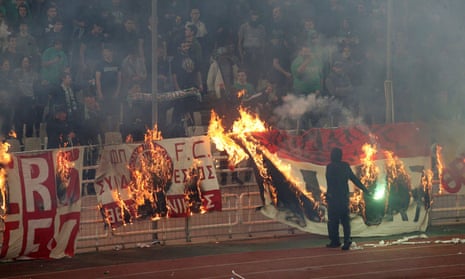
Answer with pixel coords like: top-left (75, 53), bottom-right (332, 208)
top-left (185, 7), bottom-right (210, 84)
top-left (233, 69), bottom-right (256, 102)
top-left (165, 13), bottom-right (185, 57)
top-left (36, 4), bottom-right (59, 39)
top-left (0, 57), bottom-right (15, 136)
top-left (185, 8), bottom-right (208, 43)
top-left (40, 39), bottom-right (68, 86)
top-left (46, 104), bottom-right (78, 148)
top-left (13, 56), bottom-right (40, 138)
top-left (181, 24), bottom-right (202, 70)
top-left (266, 6), bottom-right (290, 50)
top-left (95, 46), bottom-right (122, 133)
top-left (0, 12), bottom-right (11, 51)
top-left (11, 3), bottom-right (33, 32)
top-left (2, 35), bottom-right (21, 68)
top-left (42, 17), bottom-right (69, 52)
top-left (265, 33), bottom-right (292, 94)
top-left (120, 45), bottom-right (147, 126)
top-left (291, 45), bottom-right (322, 96)
top-left (336, 18), bottom-right (360, 49)
top-left (121, 45), bottom-right (147, 94)
top-left (16, 22), bottom-right (40, 69)
top-left (80, 86), bottom-right (102, 145)
top-left (237, 9), bottom-right (266, 88)
top-left (332, 45), bottom-right (359, 87)
top-left (291, 45), bottom-right (323, 129)
top-left (106, 0), bottom-right (126, 27)
top-left (206, 44), bottom-right (238, 111)
top-left (325, 61), bottom-right (355, 111)
top-left (112, 16), bottom-right (143, 64)
top-left (79, 20), bottom-right (105, 83)
top-left (50, 72), bottom-right (81, 125)
top-left (170, 40), bottom-right (202, 137)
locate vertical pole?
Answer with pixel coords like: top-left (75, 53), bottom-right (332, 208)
top-left (151, 0), bottom-right (159, 127)
top-left (151, 0), bottom-right (159, 242)
top-left (384, 0), bottom-right (394, 123)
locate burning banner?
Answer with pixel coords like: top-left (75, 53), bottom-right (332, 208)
top-left (209, 107), bottom-right (432, 237)
top-left (1, 148), bottom-right (83, 260)
top-left (94, 135), bottom-right (221, 229)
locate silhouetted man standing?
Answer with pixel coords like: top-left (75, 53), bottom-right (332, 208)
top-left (325, 147), bottom-right (370, 250)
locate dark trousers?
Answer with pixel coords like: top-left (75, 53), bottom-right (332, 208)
top-left (327, 202), bottom-right (351, 244)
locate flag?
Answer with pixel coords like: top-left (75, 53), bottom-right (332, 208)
top-left (252, 123), bottom-right (432, 237)
top-left (1, 148), bottom-right (83, 260)
top-left (94, 136), bottom-right (221, 229)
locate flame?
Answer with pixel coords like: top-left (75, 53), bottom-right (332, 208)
top-left (208, 109), bottom-right (249, 167)
top-left (56, 150), bottom-right (75, 185)
top-left (127, 125), bottom-right (170, 220)
top-left (144, 124), bottom-right (163, 142)
top-left (237, 89), bottom-right (245, 99)
top-left (350, 143), bottom-right (379, 216)
top-left (435, 144), bottom-right (444, 194)
top-left (384, 150), bottom-right (411, 190)
top-left (8, 130), bottom-right (16, 139)
top-left (0, 141), bottom-right (11, 220)
top-left (208, 106), bottom-right (317, 211)
top-left (184, 160), bottom-right (206, 215)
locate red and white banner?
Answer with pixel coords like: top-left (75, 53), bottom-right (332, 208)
top-left (252, 123), bottom-right (433, 236)
top-left (95, 136), bottom-right (221, 229)
top-left (1, 148), bottom-right (83, 260)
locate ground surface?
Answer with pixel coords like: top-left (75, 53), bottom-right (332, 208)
top-left (1, 224), bottom-right (464, 279)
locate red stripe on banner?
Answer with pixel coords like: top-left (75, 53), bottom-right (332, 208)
top-left (254, 123), bottom-right (431, 165)
top-left (8, 202), bottom-right (20, 214)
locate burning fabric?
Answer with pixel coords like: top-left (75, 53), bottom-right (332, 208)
top-left (95, 126), bottom-right (222, 229)
top-left (0, 141), bottom-right (11, 221)
top-left (209, 108), bottom-right (433, 237)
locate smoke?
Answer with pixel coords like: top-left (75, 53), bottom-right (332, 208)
top-left (273, 93), bottom-right (364, 128)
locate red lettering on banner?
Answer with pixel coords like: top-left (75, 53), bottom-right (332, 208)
top-left (167, 196), bottom-right (188, 216)
top-left (173, 165), bottom-right (216, 183)
top-left (174, 169), bottom-right (181, 183)
top-left (206, 165), bottom-right (215, 179)
top-left (59, 212), bottom-right (80, 256)
top-left (0, 220), bottom-right (20, 258)
top-left (1, 150), bottom-right (83, 260)
top-left (19, 156), bottom-right (55, 212)
top-left (110, 149), bottom-right (127, 164)
top-left (174, 142), bottom-right (185, 161)
top-left (192, 140), bottom-right (206, 159)
top-left (22, 218), bottom-right (54, 259)
top-left (96, 174), bottom-right (130, 195)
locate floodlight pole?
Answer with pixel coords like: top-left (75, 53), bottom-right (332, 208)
top-left (384, 0), bottom-right (394, 123)
top-left (151, 0), bottom-right (158, 127)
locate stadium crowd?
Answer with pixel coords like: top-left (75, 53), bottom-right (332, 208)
top-left (0, 0), bottom-right (463, 149)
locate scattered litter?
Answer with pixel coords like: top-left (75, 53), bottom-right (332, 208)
top-left (232, 270), bottom-right (246, 279)
top-left (363, 236), bottom-right (465, 248)
top-left (113, 245), bottom-right (123, 251)
top-left (350, 241), bottom-right (363, 250)
top-left (136, 242), bottom-right (152, 248)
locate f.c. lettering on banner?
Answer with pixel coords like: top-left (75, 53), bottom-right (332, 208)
top-left (95, 136), bottom-right (222, 229)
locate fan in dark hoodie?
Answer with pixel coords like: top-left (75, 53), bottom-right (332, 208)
top-left (325, 147), bottom-right (371, 250)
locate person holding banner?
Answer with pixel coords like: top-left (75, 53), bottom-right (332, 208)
top-left (325, 147), bottom-right (371, 250)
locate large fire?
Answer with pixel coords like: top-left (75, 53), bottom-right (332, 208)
top-left (127, 125), bottom-right (171, 220)
top-left (0, 141), bottom-right (11, 220)
top-left (384, 150), bottom-right (411, 221)
top-left (208, 106), bottom-right (320, 226)
top-left (184, 159), bottom-right (207, 215)
top-left (435, 144), bottom-right (444, 194)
